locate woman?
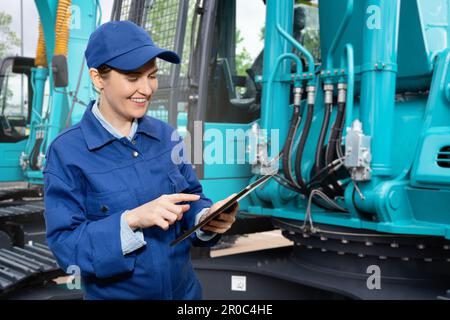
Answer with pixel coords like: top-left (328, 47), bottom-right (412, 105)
top-left (43, 20), bottom-right (238, 300)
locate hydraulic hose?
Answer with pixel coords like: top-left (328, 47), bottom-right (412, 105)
top-left (310, 83), bottom-right (335, 198)
top-left (30, 133), bottom-right (43, 170)
top-left (35, 22), bottom-right (47, 67)
top-left (313, 102), bottom-right (337, 200)
top-left (282, 104), bottom-right (302, 189)
top-left (294, 86), bottom-right (315, 191)
top-left (325, 102), bottom-right (345, 166)
top-left (323, 82), bottom-right (350, 195)
top-left (282, 87), bottom-right (303, 189)
top-left (314, 102), bottom-right (332, 177)
top-left (322, 101), bottom-right (346, 195)
top-left (54, 0), bottom-right (71, 57)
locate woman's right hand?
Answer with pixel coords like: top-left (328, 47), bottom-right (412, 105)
top-left (125, 193), bottom-right (200, 230)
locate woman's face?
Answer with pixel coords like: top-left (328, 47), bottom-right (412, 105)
top-left (94, 59), bottom-right (158, 121)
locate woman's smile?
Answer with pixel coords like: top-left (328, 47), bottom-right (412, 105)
top-left (129, 97), bottom-right (149, 108)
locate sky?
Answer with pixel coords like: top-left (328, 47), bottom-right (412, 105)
top-left (0, 0), bottom-right (265, 60)
top-left (236, 0), bottom-right (266, 58)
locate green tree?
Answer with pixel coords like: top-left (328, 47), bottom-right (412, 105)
top-left (259, 25), bottom-right (265, 42)
top-left (0, 12), bottom-right (20, 59)
top-left (235, 29), bottom-right (252, 76)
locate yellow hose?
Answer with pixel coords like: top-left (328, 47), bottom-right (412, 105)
top-left (54, 0), bottom-right (71, 56)
top-left (35, 0), bottom-right (71, 67)
top-left (35, 21), bottom-right (47, 67)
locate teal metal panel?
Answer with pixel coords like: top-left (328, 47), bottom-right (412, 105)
top-left (417, 0), bottom-right (449, 59)
top-left (411, 48), bottom-right (450, 187)
top-left (260, 0), bottom-right (294, 143)
top-left (407, 187), bottom-right (450, 225)
top-left (203, 122), bottom-right (253, 179)
top-left (200, 177), bottom-right (252, 211)
top-left (0, 140), bottom-right (27, 182)
top-left (390, 96), bottom-right (427, 177)
top-left (248, 202), bottom-right (450, 239)
top-left (412, 128), bottom-right (450, 185)
top-left (319, 0), bottom-right (447, 90)
top-left (359, 0), bottom-right (400, 178)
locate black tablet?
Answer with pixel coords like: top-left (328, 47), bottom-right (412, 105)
top-left (170, 173), bottom-right (275, 246)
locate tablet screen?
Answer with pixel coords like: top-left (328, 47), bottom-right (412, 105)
top-left (170, 173), bottom-right (275, 246)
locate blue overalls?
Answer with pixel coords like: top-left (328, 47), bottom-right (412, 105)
top-left (43, 101), bottom-right (220, 299)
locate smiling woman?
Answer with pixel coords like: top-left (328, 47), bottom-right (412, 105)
top-left (43, 20), bottom-right (240, 300)
top-left (88, 59), bottom-right (159, 134)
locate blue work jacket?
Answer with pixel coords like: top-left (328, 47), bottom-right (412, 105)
top-left (43, 101), bottom-right (220, 300)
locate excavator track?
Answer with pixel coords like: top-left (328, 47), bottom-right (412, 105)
top-left (0, 187), bottom-right (70, 298)
top-left (0, 188), bottom-right (42, 202)
top-left (0, 200), bottom-right (45, 219)
top-left (0, 242), bottom-right (63, 296)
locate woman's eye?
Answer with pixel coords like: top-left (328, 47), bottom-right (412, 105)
top-left (149, 74), bottom-right (157, 79)
top-left (127, 77), bottom-right (138, 82)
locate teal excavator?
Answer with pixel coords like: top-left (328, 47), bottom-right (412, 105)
top-left (1, 0), bottom-right (450, 299)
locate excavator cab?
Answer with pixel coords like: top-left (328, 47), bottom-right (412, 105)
top-left (0, 57), bottom-right (34, 143)
top-left (0, 56), bottom-right (35, 181)
top-left (193, 0), bottom-right (320, 125)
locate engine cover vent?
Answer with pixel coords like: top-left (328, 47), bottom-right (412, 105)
top-left (437, 146), bottom-right (450, 168)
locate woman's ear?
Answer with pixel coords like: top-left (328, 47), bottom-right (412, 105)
top-left (89, 68), bottom-right (104, 92)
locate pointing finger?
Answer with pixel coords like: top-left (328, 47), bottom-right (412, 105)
top-left (166, 193), bottom-right (200, 203)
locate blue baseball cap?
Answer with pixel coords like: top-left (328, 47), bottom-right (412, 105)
top-left (85, 20), bottom-right (180, 71)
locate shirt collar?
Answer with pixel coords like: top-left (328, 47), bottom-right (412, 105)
top-left (91, 100), bottom-right (138, 141)
top-left (80, 101), bottom-right (160, 151)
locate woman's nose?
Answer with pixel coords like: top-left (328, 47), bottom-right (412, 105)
top-left (138, 78), bottom-right (154, 96)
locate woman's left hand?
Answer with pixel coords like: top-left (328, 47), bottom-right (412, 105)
top-left (200, 194), bottom-right (239, 234)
